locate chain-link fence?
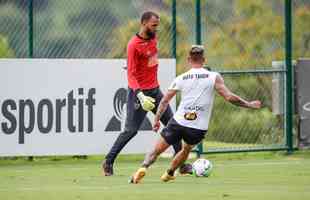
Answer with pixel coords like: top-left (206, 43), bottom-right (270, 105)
top-left (197, 0), bottom-right (308, 154)
top-left (1, 1), bottom-right (308, 59)
top-left (172, 0), bottom-right (287, 153)
top-left (203, 69), bottom-right (287, 153)
top-left (1, 0), bottom-right (308, 154)
top-left (0, 0), bottom-right (175, 58)
top-left (32, 0), bottom-right (175, 58)
top-left (0, 0), bottom-right (28, 57)
top-left (197, 0), bottom-right (288, 153)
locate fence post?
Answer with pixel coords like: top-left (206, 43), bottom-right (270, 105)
top-left (195, 0), bottom-right (202, 45)
top-left (285, 0), bottom-right (293, 154)
top-left (195, 0), bottom-right (203, 157)
top-left (28, 0), bottom-right (33, 58)
top-left (172, 0), bottom-right (177, 58)
top-left (28, 0), bottom-right (34, 161)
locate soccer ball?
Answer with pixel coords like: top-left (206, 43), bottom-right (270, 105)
top-left (192, 158), bottom-right (213, 177)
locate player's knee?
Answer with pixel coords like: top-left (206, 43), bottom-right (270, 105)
top-left (182, 145), bottom-right (193, 154)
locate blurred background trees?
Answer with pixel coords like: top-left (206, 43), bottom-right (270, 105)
top-left (0, 34), bottom-right (14, 57)
top-left (0, 0), bottom-right (309, 60)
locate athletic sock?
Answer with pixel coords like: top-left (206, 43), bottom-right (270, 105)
top-left (167, 169), bottom-right (175, 176)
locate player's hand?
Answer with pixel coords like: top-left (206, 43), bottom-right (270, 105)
top-left (152, 120), bottom-right (161, 132)
top-left (248, 100), bottom-right (261, 109)
top-left (137, 92), bottom-right (156, 111)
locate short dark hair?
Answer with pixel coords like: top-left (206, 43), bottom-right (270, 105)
top-left (141, 11), bottom-right (159, 23)
top-left (189, 45), bottom-right (204, 62)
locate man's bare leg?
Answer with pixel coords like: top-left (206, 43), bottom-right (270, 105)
top-left (130, 137), bottom-right (170, 183)
top-left (161, 143), bottom-right (194, 182)
top-left (142, 137), bottom-right (170, 168)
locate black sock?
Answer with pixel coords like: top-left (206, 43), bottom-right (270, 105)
top-left (167, 169), bottom-right (175, 176)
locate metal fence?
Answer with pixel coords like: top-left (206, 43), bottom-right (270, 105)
top-left (201, 67), bottom-right (288, 154)
top-left (192, 0), bottom-right (287, 154)
top-left (1, 0), bottom-right (309, 155)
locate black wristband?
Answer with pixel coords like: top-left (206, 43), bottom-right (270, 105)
top-left (135, 88), bottom-right (142, 95)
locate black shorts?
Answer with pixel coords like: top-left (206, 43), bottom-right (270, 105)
top-left (160, 118), bottom-right (207, 145)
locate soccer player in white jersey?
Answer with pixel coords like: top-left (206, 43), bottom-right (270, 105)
top-left (129, 45), bottom-right (261, 183)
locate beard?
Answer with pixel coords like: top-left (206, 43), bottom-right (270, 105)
top-left (146, 29), bottom-right (156, 39)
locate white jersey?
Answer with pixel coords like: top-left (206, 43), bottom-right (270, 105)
top-left (169, 68), bottom-right (218, 130)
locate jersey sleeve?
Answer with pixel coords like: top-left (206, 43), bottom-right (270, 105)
top-left (168, 76), bottom-right (182, 91)
top-left (212, 72), bottom-right (221, 84)
top-left (127, 42), bottom-right (141, 90)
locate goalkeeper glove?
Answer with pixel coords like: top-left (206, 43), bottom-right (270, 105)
top-left (137, 91), bottom-right (155, 111)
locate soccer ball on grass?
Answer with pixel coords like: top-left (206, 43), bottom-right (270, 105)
top-left (192, 158), bottom-right (213, 177)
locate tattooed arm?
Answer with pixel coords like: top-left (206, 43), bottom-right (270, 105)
top-left (153, 90), bottom-right (177, 132)
top-left (215, 74), bottom-right (261, 109)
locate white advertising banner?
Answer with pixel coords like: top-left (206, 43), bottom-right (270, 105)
top-left (0, 59), bottom-right (176, 156)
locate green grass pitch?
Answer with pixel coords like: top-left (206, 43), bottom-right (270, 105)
top-left (1, 151), bottom-right (310, 200)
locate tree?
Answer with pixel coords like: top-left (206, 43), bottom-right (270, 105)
top-left (204, 0), bottom-right (310, 145)
top-left (293, 5), bottom-right (310, 58)
top-left (33, 0), bottom-right (119, 58)
top-left (0, 35), bottom-right (15, 58)
top-left (205, 0), bottom-right (310, 68)
top-left (203, 0), bottom-right (286, 144)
